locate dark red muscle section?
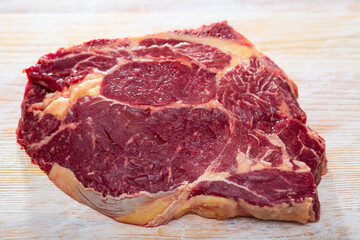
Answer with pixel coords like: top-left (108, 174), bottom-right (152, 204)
top-left (178, 22), bottom-right (238, 39)
top-left (135, 38), bottom-right (232, 71)
top-left (25, 40), bottom-right (131, 92)
top-left (174, 21), bottom-right (254, 48)
top-left (190, 169), bottom-right (319, 218)
top-left (213, 118), bottom-right (326, 187)
top-left (101, 61), bottom-right (217, 105)
top-left (17, 22), bottom-right (327, 225)
top-left (17, 82), bottom-right (61, 155)
top-left (274, 119), bottom-right (327, 185)
top-left (217, 57), bottom-right (306, 123)
top-left (30, 97), bottom-right (230, 196)
top-left (21, 81), bottom-right (48, 107)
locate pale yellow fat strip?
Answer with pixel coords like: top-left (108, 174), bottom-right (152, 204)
top-left (43, 73), bottom-right (104, 118)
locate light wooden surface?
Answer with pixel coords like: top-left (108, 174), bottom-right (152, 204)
top-left (1, 1), bottom-right (360, 239)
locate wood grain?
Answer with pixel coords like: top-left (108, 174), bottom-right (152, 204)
top-left (1, 2), bottom-right (360, 239)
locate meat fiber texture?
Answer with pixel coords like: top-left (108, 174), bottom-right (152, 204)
top-left (17, 21), bottom-right (327, 226)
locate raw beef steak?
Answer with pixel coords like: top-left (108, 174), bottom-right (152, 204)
top-left (17, 21), bottom-right (327, 226)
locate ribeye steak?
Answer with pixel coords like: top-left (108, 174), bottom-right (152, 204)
top-left (17, 21), bottom-right (327, 226)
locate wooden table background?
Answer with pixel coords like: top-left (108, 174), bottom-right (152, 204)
top-left (1, 1), bottom-right (360, 239)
